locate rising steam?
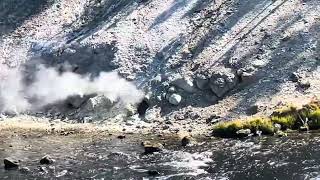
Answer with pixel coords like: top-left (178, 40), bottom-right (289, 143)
top-left (0, 64), bottom-right (144, 114)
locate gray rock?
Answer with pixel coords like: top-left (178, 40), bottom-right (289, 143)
top-left (299, 125), bottom-right (309, 132)
top-left (4, 158), bottom-right (19, 170)
top-left (240, 72), bottom-right (256, 84)
top-left (195, 74), bottom-right (210, 90)
top-left (246, 104), bottom-right (265, 115)
top-left (40, 155), bottom-right (55, 165)
top-left (275, 131), bottom-right (287, 137)
top-left (297, 79), bottom-right (311, 89)
top-left (19, 167), bottom-right (31, 173)
top-left (255, 130), bottom-right (262, 136)
top-left (274, 123), bottom-right (282, 132)
top-left (147, 170), bottom-right (160, 176)
top-left (142, 142), bottom-right (164, 154)
top-left (83, 95), bottom-right (114, 112)
top-left (236, 129), bottom-right (251, 137)
top-left (168, 94), bottom-right (182, 105)
top-left (168, 86), bottom-right (176, 93)
top-left (206, 114), bottom-right (221, 124)
top-left (290, 72), bottom-right (301, 82)
top-left (171, 75), bottom-right (196, 93)
top-left (181, 136), bottom-right (192, 146)
top-left (209, 67), bottom-right (238, 97)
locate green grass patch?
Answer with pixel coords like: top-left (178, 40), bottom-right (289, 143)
top-left (212, 118), bottom-right (274, 138)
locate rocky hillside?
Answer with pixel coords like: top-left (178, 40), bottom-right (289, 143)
top-left (0, 0), bottom-right (320, 133)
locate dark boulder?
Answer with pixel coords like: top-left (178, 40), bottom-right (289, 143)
top-left (4, 158), bottom-right (19, 170)
top-left (142, 141), bottom-right (163, 154)
top-left (40, 155), bottom-right (55, 165)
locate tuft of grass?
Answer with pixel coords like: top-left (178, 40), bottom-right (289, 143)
top-left (307, 108), bottom-right (320, 129)
top-left (271, 114), bottom-right (297, 129)
top-left (212, 118), bottom-right (274, 137)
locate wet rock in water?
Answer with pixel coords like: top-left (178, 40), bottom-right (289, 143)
top-left (38, 166), bottom-right (49, 173)
top-left (255, 130), bottom-right (262, 136)
top-left (168, 94), bottom-right (182, 105)
top-left (299, 125), bottom-right (309, 132)
top-left (209, 67), bottom-right (238, 97)
top-left (147, 170), bottom-right (160, 176)
top-left (19, 167), bottom-right (31, 173)
top-left (4, 158), bottom-right (20, 170)
top-left (137, 99), bottom-right (149, 116)
top-left (40, 155), bottom-right (55, 165)
top-left (236, 129), bottom-right (251, 138)
top-left (275, 131), bottom-right (287, 137)
top-left (143, 142), bottom-right (164, 154)
top-left (181, 136), bottom-right (191, 147)
top-left (56, 170), bottom-right (68, 178)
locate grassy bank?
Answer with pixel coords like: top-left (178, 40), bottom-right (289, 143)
top-left (212, 100), bottom-right (320, 138)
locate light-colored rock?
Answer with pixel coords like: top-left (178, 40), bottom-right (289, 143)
top-left (171, 75), bottom-right (196, 93)
top-left (274, 123), bottom-right (282, 132)
top-left (83, 95), bottom-right (114, 112)
top-left (168, 94), bottom-right (182, 105)
top-left (236, 129), bottom-right (251, 137)
top-left (125, 104), bottom-right (136, 117)
top-left (144, 108), bottom-right (158, 122)
top-left (168, 86), bottom-right (176, 93)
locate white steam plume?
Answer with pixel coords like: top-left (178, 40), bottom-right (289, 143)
top-left (0, 64), bottom-right (144, 114)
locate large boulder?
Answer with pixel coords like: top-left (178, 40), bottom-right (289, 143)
top-left (4, 158), bottom-right (19, 170)
top-left (40, 155), bottom-right (55, 165)
top-left (209, 67), bottom-right (238, 97)
top-left (170, 74), bottom-right (196, 93)
top-left (142, 141), bottom-right (164, 154)
top-left (195, 74), bottom-right (210, 90)
top-left (83, 95), bottom-right (114, 112)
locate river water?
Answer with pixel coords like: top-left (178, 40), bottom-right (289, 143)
top-left (1, 132), bottom-right (320, 180)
